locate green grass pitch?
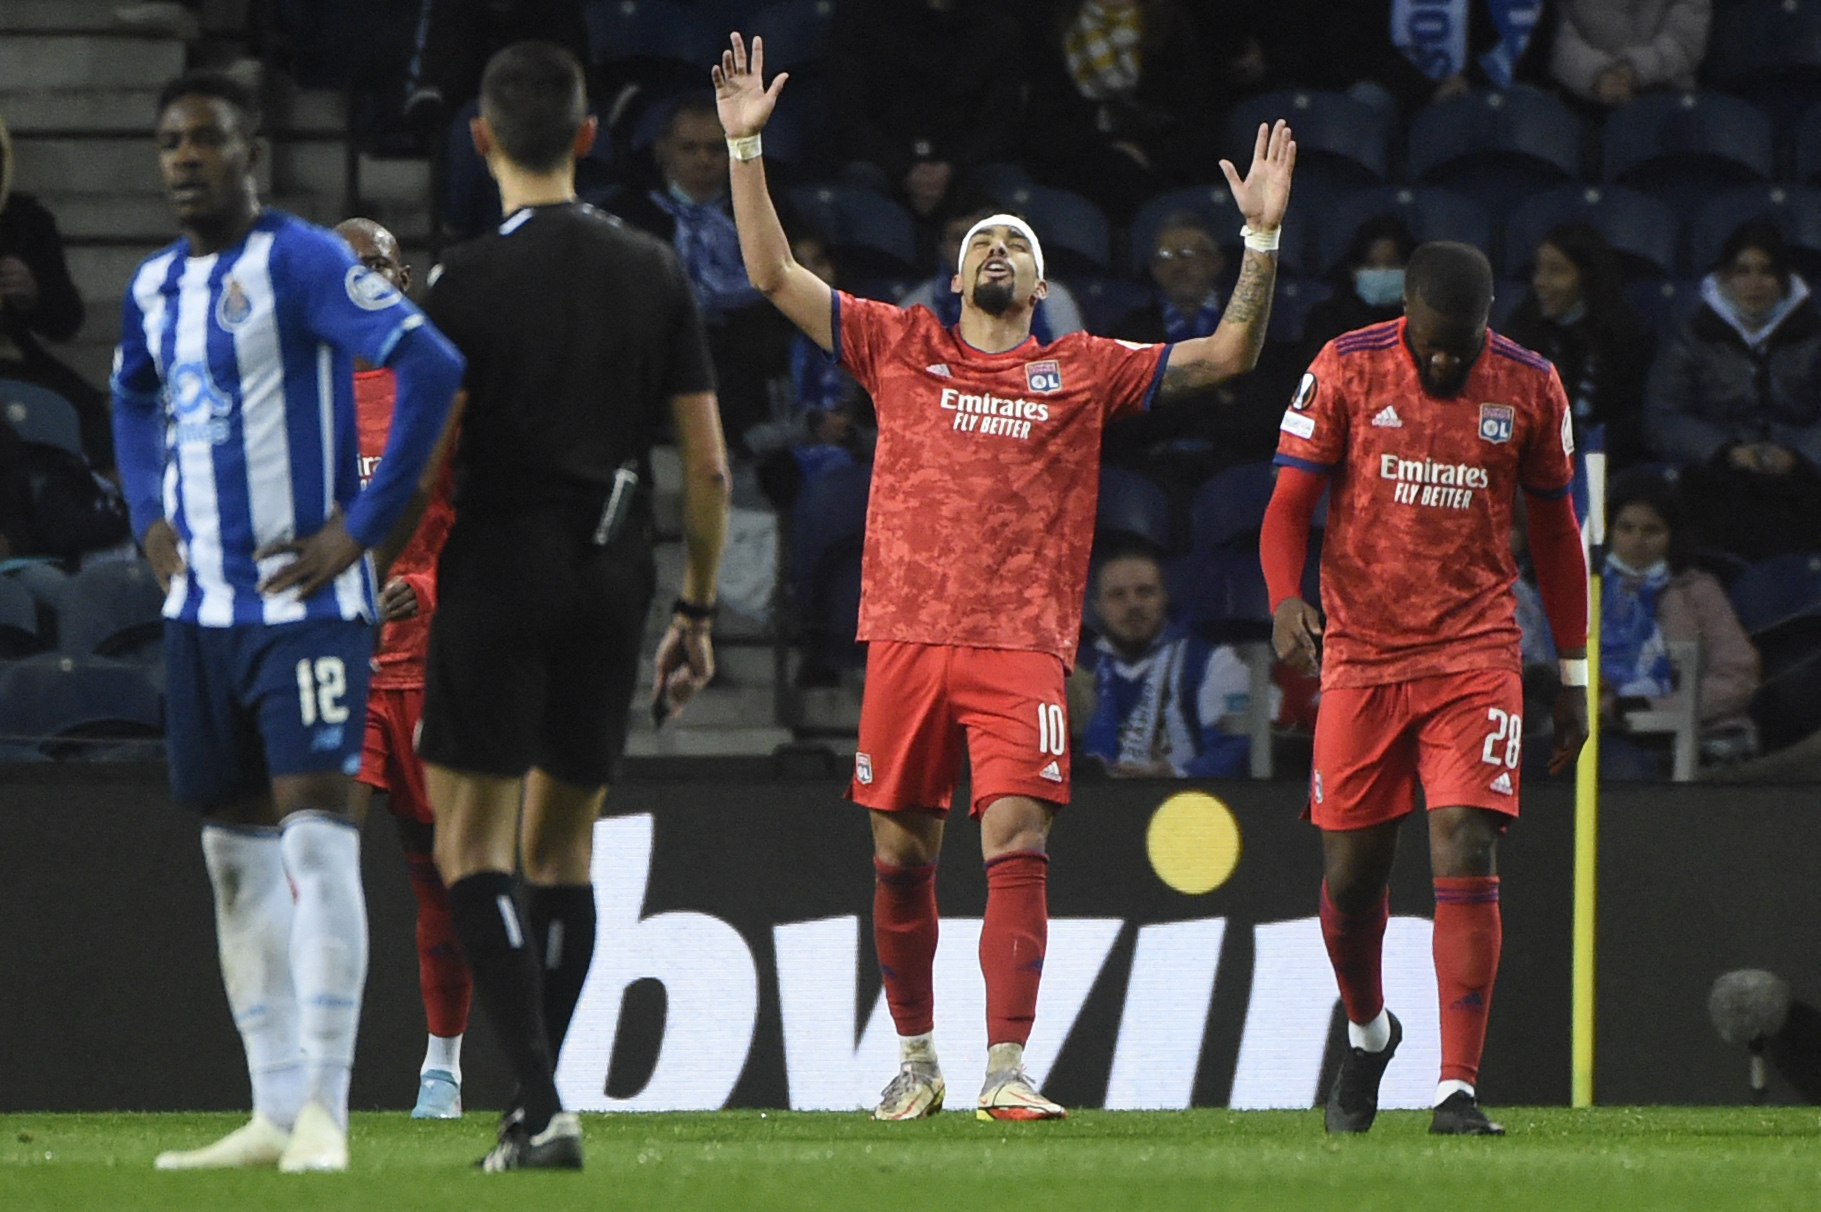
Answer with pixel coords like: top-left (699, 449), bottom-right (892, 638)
top-left (3, 1108), bottom-right (1818, 1211)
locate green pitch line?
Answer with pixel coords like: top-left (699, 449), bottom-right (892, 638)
top-left (2, 1108), bottom-right (1819, 1212)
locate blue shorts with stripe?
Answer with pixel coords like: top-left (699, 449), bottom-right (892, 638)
top-left (164, 618), bottom-right (375, 808)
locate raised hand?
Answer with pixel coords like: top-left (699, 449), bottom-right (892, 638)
top-left (712, 32), bottom-right (787, 139)
top-left (1220, 120), bottom-right (1296, 236)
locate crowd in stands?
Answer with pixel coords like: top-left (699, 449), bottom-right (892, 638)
top-left (8, 0), bottom-right (1821, 779)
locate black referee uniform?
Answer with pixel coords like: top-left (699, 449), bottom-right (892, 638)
top-left (418, 201), bottom-right (715, 784)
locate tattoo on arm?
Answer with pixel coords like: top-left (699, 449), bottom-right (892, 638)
top-left (1158, 250), bottom-right (1277, 402)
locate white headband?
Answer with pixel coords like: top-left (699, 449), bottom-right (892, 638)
top-left (958, 213), bottom-right (1044, 281)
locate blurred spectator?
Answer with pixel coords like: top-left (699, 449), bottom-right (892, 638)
top-left (401, 0), bottom-right (589, 138)
top-left (1301, 213), bottom-right (1415, 363)
top-left (1644, 219), bottom-right (1821, 558)
top-left (749, 233), bottom-right (876, 510)
top-left (1022, 0), bottom-right (1217, 223)
top-left (1599, 471), bottom-right (1760, 778)
top-left (1068, 540), bottom-right (1252, 778)
top-left (1299, 0), bottom-right (1552, 119)
top-left (1547, 0), bottom-right (1710, 107)
top-left (830, 0), bottom-right (1025, 219)
top-left (900, 204), bottom-right (1084, 341)
top-left (1502, 220), bottom-right (1653, 468)
top-left (1114, 211), bottom-right (1226, 344)
top-left (0, 114), bottom-right (114, 476)
top-left (1193, 0), bottom-right (1313, 106)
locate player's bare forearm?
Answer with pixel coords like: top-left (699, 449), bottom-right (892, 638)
top-left (672, 390), bottom-right (730, 606)
top-left (1156, 248), bottom-right (1277, 402)
top-left (729, 157), bottom-right (833, 350)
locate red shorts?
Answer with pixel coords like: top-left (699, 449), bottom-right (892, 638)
top-left (1308, 667), bottom-right (1525, 831)
top-left (850, 641), bottom-right (1070, 818)
top-left (358, 686), bottom-right (433, 825)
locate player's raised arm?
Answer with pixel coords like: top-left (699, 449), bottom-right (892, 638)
top-left (1155, 121), bottom-right (1296, 402)
top-left (715, 33), bottom-right (834, 351)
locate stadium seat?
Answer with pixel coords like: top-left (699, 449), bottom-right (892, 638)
top-left (1226, 90), bottom-right (1390, 192)
top-left (805, 542), bottom-right (866, 669)
top-left (586, 0), bottom-right (723, 91)
top-left (1793, 100), bottom-right (1821, 184)
top-left (965, 162), bottom-right (1038, 200)
top-left (1502, 185), bottom-right (1681, 280)
top-left (57, 559), bottom-right (165, 661)
top-left (1601, 92), bottom-right (1774, 216)
top-left (1095, 467), bottom-right (1171, 552)
top-left (787, 183), bottom-right (919, 275)
top-left (1167, 543), bottom-right (1272, 638)
top-left (0, 655), bottom-right (162, 760)
top-left (1703, 0), bottom-right (1821, 138)
top-left (1189, 461), bottom-right (1277, 550)
top-left (1407, 86), bottom-right (1584, 222)
top-left (1315, 186), bottom-right (1491, 278)
top-left (1624, 277), bottom-right (1701, 334)
top-left (1268, 278), bottom-right (1333, 345)
top-left (0, 576), bottom-right (44, 658)
top-left (1687, 185), bottom-right (1821, 279)
top-left (977, 183), bottom-right (1110, 276)
top-left (1073, 277), bottom-right (1153, 335)
top-left (0, 379), bottom-right (83, 456)
top-left (1727, 552), bottom-right (1821, 636)
top-left (1490, 278), bottom-right (1525, 330)
top-left (746, 0), bottom-right (835, 72)
top-left (791, 461), bottom-right (870, 616)
top-left (1127, 183), bottom-right (1312, 279)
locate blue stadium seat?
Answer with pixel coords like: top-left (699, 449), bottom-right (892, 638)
top-left (1491, 278), bottom-right (1525, 330)
top-left (787, 183), bottom-right (919, 275)
top-left (587, 0), bottom-right (723, 65)
top-left (1602, 92), bottom-right (1774, 216)
top-left (1624, 277), bottom-right (1701, 334)
top-left (1190, 461), bottom-right (1278, 550)
top-left (0, 379), bottom-right (82, 456)
top-left (1315, 186), bottom-right (1491, 277)
top-left (58, 559), bottom-right (165, 661)
top-left (1095, 467), bottom-right (1171, 551)
top-left (1407, 86), bottom-right (1584, 222)
top-left (791, 461), bottom-right (870, 615)
top-left (1226, 90), bottom-right (1390, 192)
top-left (1166, 543), bottom-right (1272, 638)
top-left (965, 162), bottom-right (1037, 200)
top-left (1073, 277), bottom-right (1153, 335)
top-left (977, 183), bottom-right (1110, 275)
top-left (0, 655), bottom-right (162, 760)
top-left (1502, 185), bottom-right (1681, 279)
top-left (0, 576), bottom-right (44, 658)
top-left (1687, 185), bottom-right (1821, 278)
top-left (1793, 100), bottom-right (1821, 184)
top-left (1728, 552), bottom-right (1821, 636)
top-left (1703, 0), bottom-right (1821, 137)
top-left (746, 0), bottom-right (835, 72)
top-left (1268, 278), bottom-right (1333, 345)
top-left (1127, 183), bottom-right (1312, 279)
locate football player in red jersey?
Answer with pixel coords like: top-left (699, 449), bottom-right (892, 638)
top-left (1262, 241), bottom-right (1591, 1136)
top-left (715, 33), bottom-right (1293, 1120)
top-left (335, 219), bottom-right (472, 1119)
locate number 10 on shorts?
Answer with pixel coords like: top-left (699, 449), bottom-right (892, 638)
top-left (1482, 707), bottom-right (1521, 769)
top-left (1036, 702), bottom-right (1067, 757)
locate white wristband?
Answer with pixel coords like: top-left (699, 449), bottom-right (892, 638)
top-left (1241, 224), bottom-right (1280, 252)
top-left (726, 133), bottom-right (762, 162)
top-left (1559, 658), bottom-right (1589, 687)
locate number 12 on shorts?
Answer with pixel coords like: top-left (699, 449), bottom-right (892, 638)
top-left (1036, 702), bottom-right (1067, 757)
top-left (296, 657), bottom-right (350, 727)
top-left (1481, 707), bottom-right (1521, 769)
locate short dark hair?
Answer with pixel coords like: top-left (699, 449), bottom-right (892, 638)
top-left (479, 42), bottom-right (587, 173)
top-left (1405, 240), bottom-right (1495, 321)
top-left (1716, 216), bottom-right (1791, 283)
top-left (1091, 533), bottom-right (1165, 591)
top-left (660, 93), bottom-right (721, 141)
top-left (1607, 469), bottom-right (1689, 570)
top-left (156, 70), bottom-right (262, 135)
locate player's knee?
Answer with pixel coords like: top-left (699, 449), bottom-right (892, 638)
top-left (521, 829), bottom-right (592, 885)
top-left (979, 798), bottom-right (1051, 859)
top-left (1430, 810), bottom-right (1499, 877)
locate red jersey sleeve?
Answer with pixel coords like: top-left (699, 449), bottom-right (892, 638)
top-left (1065, 334), bottom-right (1169, 419)
top-left (1519, 366), bottom-right (1576, 499)
top-left (1272, 345), bottom-right (1348, 474)
top-left (833, 291), bottom-right (918, 405)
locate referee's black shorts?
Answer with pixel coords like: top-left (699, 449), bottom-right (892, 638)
top-left (419, 504), bottom-right (654, 787)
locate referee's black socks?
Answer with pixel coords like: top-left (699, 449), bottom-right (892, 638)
top-left (448, 871), bottom-right (562, 1133)
top-left (527, 884), bottom-right (597, 1061)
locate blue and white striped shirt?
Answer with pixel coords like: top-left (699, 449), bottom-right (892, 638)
top-left (112, 210), bottom-right (426, 626)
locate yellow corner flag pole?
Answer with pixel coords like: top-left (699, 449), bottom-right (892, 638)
top-left (1572, 450), bottom-right (1606, 1109)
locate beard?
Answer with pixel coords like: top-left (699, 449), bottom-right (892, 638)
top-left (971, 279), bottom-right (1016, 316)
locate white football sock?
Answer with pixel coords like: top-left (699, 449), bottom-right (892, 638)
top-left (282, 813), bottom-right (368, 1132)
top-left (201, 825), bottom-right (305, 1130)
top-left (422, 1034), bottom-right (463, 1083)
top-left (899, 1032), bottom-right (938, 1067)
top-left (1349, 1008), bottom-right (1392, 1053)
top-left (1434, 1079), bottom-right (1475, 1107)
top-left (986, 1041), bottom-right (1025, 1073)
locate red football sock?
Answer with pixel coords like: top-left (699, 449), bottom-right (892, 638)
top-left (981, 850), bottom-right (1049, 1048)
top-left (873, 857), bottom-right (939, 1037)
top-left (1320, 882), bottom-right (1389, 1025)
top-left (1433, 876), bottom-right (1502, 1086)
top-left (405, 850), bottom-right (473, 1039)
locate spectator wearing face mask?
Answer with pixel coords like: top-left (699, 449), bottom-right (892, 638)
top-left (1503, 221), bottom-right (1653, 468)
top-left (1301, 214), bottom-right (1415, 368)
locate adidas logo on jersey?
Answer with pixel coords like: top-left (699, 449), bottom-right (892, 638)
top-left (1039, 760), bottom-right (1063, 783)
top-left (1489, 771), bottom-right (1513, 795)
top-left (926, 363), bottom-right (952, 377)
top-left (1371, 405), bottom-right (1402, 428)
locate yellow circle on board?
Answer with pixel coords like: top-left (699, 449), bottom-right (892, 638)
top-left (1146, 792), bottom-right (1242, 895)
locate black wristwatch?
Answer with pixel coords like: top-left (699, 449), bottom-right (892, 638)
top-left (672, 597), bottom-right (715, 623)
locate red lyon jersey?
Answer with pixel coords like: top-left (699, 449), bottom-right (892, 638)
top-left (355, 368), bottom-right (455, 689)
top-left (835, 293), bottom-right (1168, 667)
top-left (1274, 319), bottom-right (1575, 689)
